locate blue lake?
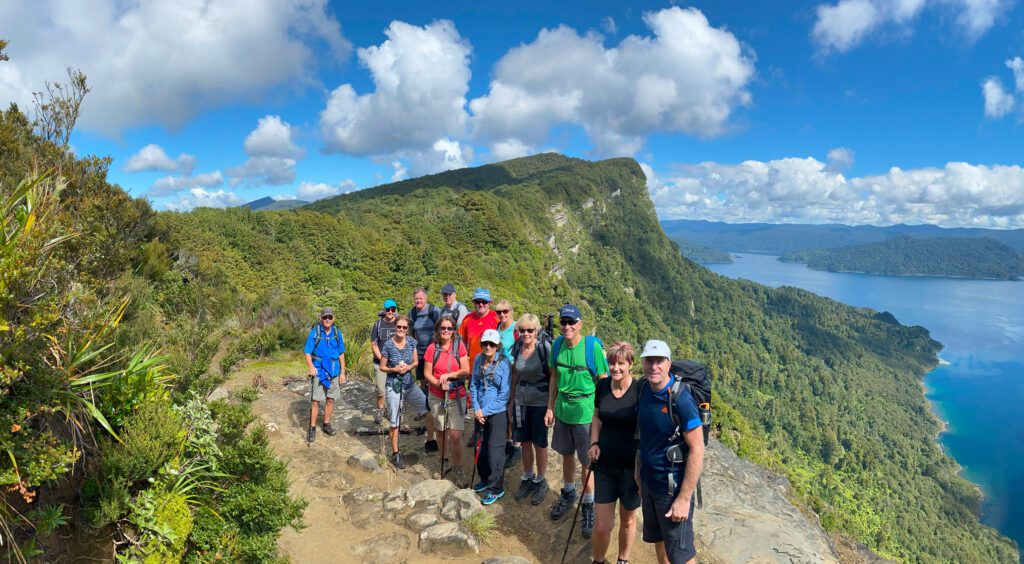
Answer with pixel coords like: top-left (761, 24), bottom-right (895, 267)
top-left (707, 254), bottom-right (1024, 551)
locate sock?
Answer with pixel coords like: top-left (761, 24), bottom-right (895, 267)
top-left (533, 474), bottom-right (546, 483)
top-left (522, 471), bottom-right (536, 481)
top-left (564, 482), bottom-right (576, 493)
top-left (583, 491), bottom-right (594, 504)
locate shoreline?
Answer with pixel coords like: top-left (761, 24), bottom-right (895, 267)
top-left (920, 367), bottom-right (986, 505)
top-left (780, 260), bottom-right (1020, 282)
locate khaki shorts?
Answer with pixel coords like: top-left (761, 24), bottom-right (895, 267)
top-left (429, 393), bottom-right (467, 432)
top-left (311, 376), bottom-right (341, 402)
top-left (373, 362), bottom-right (387, 398)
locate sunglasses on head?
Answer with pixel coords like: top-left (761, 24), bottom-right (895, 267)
top-left (481, 342), bottom-right (498, 348)
top-left (559, 318), bottom-right (578, 326)
top-left (386, 307), bottom-right (397, 313)
top-left (322, 315), bottom-right (334, 320)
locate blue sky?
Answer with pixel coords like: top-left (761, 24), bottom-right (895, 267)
top-left (2, 0), bottom-right (1024, 227)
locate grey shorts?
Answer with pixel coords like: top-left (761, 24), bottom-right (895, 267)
top-left (428, 393), bottom-right (467, 432)
top-left (385, 375), bottom-right (428, 428)
top-left (311, 376), bottom-right (341, 402)
top-left (552, 419), bottom-right (591, 467)
top-left (373, 362), bottom-right (387, 398)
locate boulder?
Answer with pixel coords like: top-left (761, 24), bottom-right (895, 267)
top-left (207, 386), bottom-right (229, 402)
top-left (407, 479), bottom-right (455, 506)
top-left (351, 533), bottom-right (412, 564)
top-left (419, 522), bottom-right (480, 556)
top-left (342, 486), bottom-right (383, 505)
top-left (347, 451), bottom-right (381, 473)
top-left (382, 487), bottom-right (407, 511)
top-left (406, 510), bottom-right (440, 532)
top-left (441, 489), bottom-right (483, 521)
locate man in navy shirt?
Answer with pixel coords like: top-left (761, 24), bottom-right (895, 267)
top-left (635, 340), bottom-right (704, 564)
top-left (304, 307), bottom-right (347, 443)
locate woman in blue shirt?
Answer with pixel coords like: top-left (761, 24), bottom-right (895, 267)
top-left (470, 329), bottom-right (512, 505)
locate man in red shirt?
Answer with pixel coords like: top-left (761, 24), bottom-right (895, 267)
top-left (459, 288), bottom-right (499, 446)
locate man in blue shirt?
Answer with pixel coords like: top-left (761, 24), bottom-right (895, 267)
top-left (304, 307), bottom-right (346, 444)
top-left (635, 340), bottom-right (704, 564)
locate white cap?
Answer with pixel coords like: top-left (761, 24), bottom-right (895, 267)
top-left (480, 329), bottom-right (502, 345)
top-left (639, 339), bottom-right (672, 361)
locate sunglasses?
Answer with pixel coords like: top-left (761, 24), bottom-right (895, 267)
top-left (495, 309), bottom-right (510, 315)
top-left (385, 307), bottom-right (397, 313)
top-left (439, 327), bottom-right (454, 332)
top-left (322, 315), bottom-right (334, 320)
top-left (559, 318), bottom-right (578, 326)
top-left (395, 325), bottom-right (409, 330)
top-left (520, 327), bottom-right (536, 334)
top-left (474, 301), bottom-right (488, 306)
top-left (481, 342), bottom-right (498, 348)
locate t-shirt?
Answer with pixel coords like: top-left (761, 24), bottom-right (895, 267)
top-left (497, 322), bottom-right (517, 359)
top-left (370, 317), bottom-right (397, 365)
top-left (458, 310), bottom-right (498, 371)
top-left (424, 341), bottom-right (468, 399)
top-left (409, 305), bottom-right (440, 357)
top-left (550, 338), bottom-right (609, 425)
top-left (637, 375), bottom-right (702, 495)
top-left (381, 338), bottom-right (416, 380)
top-left (594, 378), bottom-right (639, 470)
top-left (513, 343), bottom-right (550, 407)
top-left (303, 324), bottom-right (346, 381)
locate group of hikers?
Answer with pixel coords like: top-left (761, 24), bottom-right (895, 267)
top-left (302, 285), bottom-right (709, 564)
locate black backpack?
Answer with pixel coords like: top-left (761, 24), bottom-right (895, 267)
top-left (409, 304), bottom-right (440, 342)
top-left (667, 360), bottom-right (712, 445)
top-left (431, 335), bottom-right (463, 371)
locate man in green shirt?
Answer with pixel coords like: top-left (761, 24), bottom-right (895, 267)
top-left (544, 304), bottom-right (608, 539)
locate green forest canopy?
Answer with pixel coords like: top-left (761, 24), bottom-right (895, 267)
top-left (163, 153), bottom-right (1016, 562)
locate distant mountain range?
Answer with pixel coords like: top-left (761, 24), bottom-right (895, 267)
top-left (781, 236), bottom-right (1024, 280)
top-left (661, 219), bottom-right (1024, 254)
top-left (239, 196), bottom-right (308, 211)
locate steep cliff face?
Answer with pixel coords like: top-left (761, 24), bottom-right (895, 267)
top-left (169, 153), bottom-right (1016, 561)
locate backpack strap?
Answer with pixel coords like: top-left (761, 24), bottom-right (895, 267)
top-left (583, 336), bottom-right (601, 379)
top-left (551, 335), bottom-right (564, 364)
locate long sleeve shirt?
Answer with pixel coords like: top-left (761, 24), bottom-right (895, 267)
top-left (470, 353), bottom-right (511, 416)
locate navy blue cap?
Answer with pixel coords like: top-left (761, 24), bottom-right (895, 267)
top-left (441, 283), bottom-right (456, 294)
top-left (558, 304), bottom-right (581, 322)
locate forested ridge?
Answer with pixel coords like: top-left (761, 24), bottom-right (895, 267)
top-left (162, 154), bottom-right (1016, 562)
top-left (782, 235), bottom-right (1024, 280)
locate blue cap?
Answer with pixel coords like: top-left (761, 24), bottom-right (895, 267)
top-left (558, 304), bottom-right (581, 322)
top-left (472, 288), bottom-right (492, 302)
top-left (441, 283), bottom-right (456, 294)
top-left (383, 299), bottom-right (397, 309)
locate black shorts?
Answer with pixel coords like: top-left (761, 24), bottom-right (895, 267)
top-left (512, 404), bottom-right (549, 448)
top-left (594, 465), bottom-right (640, 510)
top-left (641, 486), bottom-right (696, 563)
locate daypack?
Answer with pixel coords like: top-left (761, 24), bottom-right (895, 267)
top-left (440, 302), bottom-right (467, 327)
top-left (431, 335), bottom-right (463, 372)
top-left (667, 360), bottom-right (712, 445)
top-left (551, 335), bottom-right (605, 379)
top-left (409, 304), bottom-right (440, 342)
top-left (511, 332), bottom-right (551, 372)
top-left (310, 323), bottom-right (342, 356)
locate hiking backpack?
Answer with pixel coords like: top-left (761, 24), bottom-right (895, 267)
top-left (310, 322), bottom-right (342, 355)
top-left (551, 335), bottom-right (605, 379)
top-left (431, 335), bottom-right (463, 371)
top-left (409, 304), bottom-right (440, 342)
top-left (667, 359), bottom-right (712, 446)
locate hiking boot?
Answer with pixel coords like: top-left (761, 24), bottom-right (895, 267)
top-left (481, 489), bottom-right (505, 505)
top-left (550, 487), bottom-right (577, 521)
top-left (530, 477), bottom-right (549, 506)
top-left (373, 407), bottom-right (384, 425)
top-left (306, 426), bottom-right (316, 443)
top-left (424, 439), bottom-right (439, 453)
top-left (391, 452), bottom-right (407, 470)
top-left (514, 478), bottom-right (535, 501)
top-left (504, 442), bottom-right (522, 469)
top-left (322, 422), bottom-right (337, 436)
top-left (472, 480), bottom-right (489, 493)
top-left (581, 501), bottom-right (595, 539)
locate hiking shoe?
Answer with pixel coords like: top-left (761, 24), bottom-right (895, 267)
top-left (472, 481), bottom-right (489, 493)
top-left (322, 422), bottom-right (337, 436)
top-left (514, 478), bottom-right (535, 501)
top-left (373, 408), bottom-right (384, 425)
top-left (530, 477), bottom-right (549, 506)
top-left (424, 439), bottom-right (439, 453)
top-left (504, 442), bottom-right (522, 469)
top-left (550, 487), bottom-right (577, 521)
top-left (581, 501), bottom-right (595, 539)
top-left (306, 426), bottom-right (316, 443)
top-left (481, 489), bottom-right (505, 505)
top-left (391, 452), bottom-right (407, 470)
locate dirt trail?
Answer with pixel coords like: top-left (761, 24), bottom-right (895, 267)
top-left (225, 356), bottom-right (716, 564)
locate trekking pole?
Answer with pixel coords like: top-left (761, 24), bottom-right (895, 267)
top-left (469, 418), bottom-right (481, 488)
top-left (560, 463), bottom-right (595, 564)
top-left (307, 374), bottom-right (315, 447)
top-left (439, 395), bottom-right (449, 478)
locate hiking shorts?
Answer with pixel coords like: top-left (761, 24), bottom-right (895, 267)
top-left (641, 487), bottom-right (696, 563)
top-left (429, 393), bottom-right (466, 432)
top-left (373, 362), bottom-right (387, 398)
top-left (552, 419), bottom-right (590, 467)
top-left (311, 376), bottom-right (341, 402)
top-left (595, 465), bottom-right (641, 509)
top-left (512, 404), bottom-right (549, 447)
top-left (385, 375), bottom-right (427, 428)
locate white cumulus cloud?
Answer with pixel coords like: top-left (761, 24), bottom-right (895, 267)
top-left (228, 115), bottom-right (306, 186)
top-left (982, 77), bottom-right (1016, 118)
top-left (469, 7), bottom-right (755, 157)
top-left (123, 144), bottom-right (196, 175)
top-left (811, 0), bottom-right (1007, 53)
top-left (149, 171), bottom-right (224, 197)
top-left (0, 0), bottom-right (349, 135)
top-left (320, 20), bottom-right (472, 157)
top-left (295, 179), bottom-right (357, 201)
top-left (649, 157), bottom-right (1024, 228)
top-left (827, 147), bottom-right (856, 171)
top-left (163, 188), bottom-right (243, 212)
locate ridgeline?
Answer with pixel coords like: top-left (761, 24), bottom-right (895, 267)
top-left (163, 153), bottom-right (1017, 562)
top-left (781, 235), bottom-right (1024, 280)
